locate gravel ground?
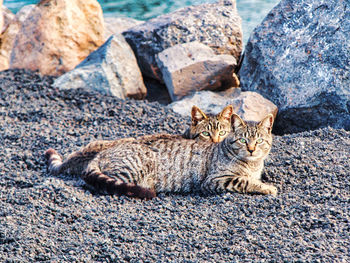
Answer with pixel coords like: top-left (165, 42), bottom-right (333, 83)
top-left (0, 69), bottom-right (349, 262)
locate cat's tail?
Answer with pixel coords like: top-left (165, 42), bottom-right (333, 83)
top-left (44, 148), bottom-right (156, 199)
top-left (81, 169), bottom-right (156, 200)
top-left (44, 148), bottom-right (63, 175)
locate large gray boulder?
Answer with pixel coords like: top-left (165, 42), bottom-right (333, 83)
top-left (53, 34), bottom-right (147, 100)
top-left (239, 0), bottom-right (350, 134)
top-left (123, 0), bottom-right (242, 81)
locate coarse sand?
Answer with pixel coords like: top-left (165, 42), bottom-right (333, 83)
top-left (0, 69), bottom-right (349, 262)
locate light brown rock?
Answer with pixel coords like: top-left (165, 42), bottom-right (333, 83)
top-left (9, 0), bottom-right (105, 76)
top-left (0, 0), bottom-right (3, 35)
top-left (0, 5), bottom-right (35, 71)
top-left (156, 42), bottom-right (239, 101)
top-left (168, 88), bottom-right (278, 122)
top-left (1, 6), bottom-right (15, 34)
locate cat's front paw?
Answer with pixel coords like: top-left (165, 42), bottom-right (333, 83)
top-left (261, 184), bottom-right (277, 196)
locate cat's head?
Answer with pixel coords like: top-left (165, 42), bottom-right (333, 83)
top-left (224, 113), bottom-right (274, 162)
top-left (189, 105), bottom-right (234, 143)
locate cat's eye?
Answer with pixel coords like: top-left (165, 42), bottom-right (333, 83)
top-left (239, 138), bottom-right (247, 144)
top-left (202, 131), bottom-right (210, 136)
top-left (219, 131), bottom-right (226, 136)
top-left (256, 138), bottom-right (264, 144)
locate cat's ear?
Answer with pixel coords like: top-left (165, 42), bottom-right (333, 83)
top-left (258, 114), bottom-right (274, 134)
top-left (191, 105), bottom-right (208, 125)
top-left (232, 113), bottom-right (246, 130)
top-left (219, 105), bottom-right (234, 121)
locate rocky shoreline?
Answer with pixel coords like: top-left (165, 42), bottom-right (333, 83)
top-left (0, 69), bottom-right (349, 262)
top-left (1, 0), bottom-right (349, 134)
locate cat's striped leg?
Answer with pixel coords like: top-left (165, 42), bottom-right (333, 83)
top-left (44, 148), bottom-right (63, 175)
top-left (81, 165), bottom-right (156, 200)
top-left (225, 176), bottom-right (277, 196)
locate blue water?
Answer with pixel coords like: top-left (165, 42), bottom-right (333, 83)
top-left (3, 0), bottom-right (280, 44)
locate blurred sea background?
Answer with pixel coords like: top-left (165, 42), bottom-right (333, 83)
top-left (3, 0), bottom-right (280, 44)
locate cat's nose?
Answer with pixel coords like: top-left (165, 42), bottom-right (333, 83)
top-left (247, 145), bottom-right (255, 154)
top-left (212, 136), bottom-right (220, 143)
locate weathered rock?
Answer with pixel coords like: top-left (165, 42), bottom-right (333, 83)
top-left (0, 0), bottom-right (3, 34)
top-left (1, 6), bottom-right (15, 34)
top-left (239, 0), bottom-right (350, 134)
top-left (156, 42), bottom-right (239, 101)
top-left (53, 34), bottom-right (147, 100)
top-left (9, 0), bottom-right (105, 76)
top-left (123, 0), bottom-right (242, 81)
top-left (168, 88), bottom-right (278, 123)
top-left (104, 17), bottom-right (143, 39)
top-left (0, 5), bottom-right (35, 71)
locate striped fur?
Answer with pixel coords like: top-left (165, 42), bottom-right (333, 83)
top-left (47, 105), bottom-right (232, 178)
top-left (183, 105), bottom-right (233, 143)
top-left (45, 114), bottom-right (277, 199)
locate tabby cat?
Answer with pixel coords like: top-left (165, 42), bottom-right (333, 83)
top-left (45, 113), bottom-right (277, 199)
top-left (44, 105), bottom-right (233, 186)
top-left (183, 105), bottom-right (233, 143)
top-left (65, 105), bottom-right (233, 160)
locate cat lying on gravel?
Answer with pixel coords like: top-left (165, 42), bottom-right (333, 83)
top-left (45, 105), bottom-right (234, 174)
top-left (45, 112), bottom-right (277, 199)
